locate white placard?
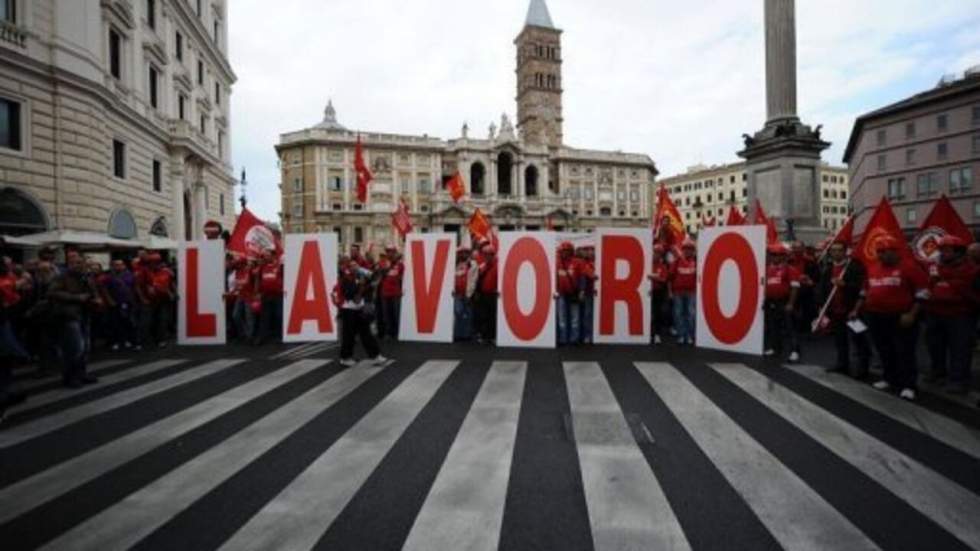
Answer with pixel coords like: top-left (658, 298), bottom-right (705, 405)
top-left (594, 228), bottom-right (651, 344)
top-left (177, 240), bottom-right (227, 345)
top-left (399, 233), bottom-right (455, 343)
top-left (283, 233), bottom-right (339, 343)
top-left (496, 232), bottom-right (556, 348)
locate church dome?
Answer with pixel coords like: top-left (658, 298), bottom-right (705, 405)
top-left (316, 99), bottom-right (346, 130)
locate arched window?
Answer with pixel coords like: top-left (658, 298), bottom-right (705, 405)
top-left (497, 153), bottom-right (513, 196)
top-left (525, 165), bottom-right (539, 197)
top-left (150, 216), bottom-right (169, 237)
top-left (599, 207), bottom-right (612, 217)
top-left (108, 208), bottom-right (138, 240)
top-left (470, 162), bottom-right (486, 196)
top-left (0, 187), bottom-right (49, 236)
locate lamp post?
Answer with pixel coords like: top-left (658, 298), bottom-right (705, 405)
top-left (239, 168), bottom-right (248, 209)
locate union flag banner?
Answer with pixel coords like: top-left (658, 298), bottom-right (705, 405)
top-left (725, 205), bottom-right (746, 226)
top-left (446, 171), bottom-right (465, 203)
top-left (653, 184), bottom-right (686, 246)
top-left (392, 199), bottom-right (414, 237)
top-left (228, 207), bottom-right (276, 260)
top-left (354, 134), bottom-right (373, 203)
top-left (913, 195), bottom-right (974, 262)
top-left (468, 208), bottom-right (492, 241)
top-left (853, 197), bottom-right (912, 266)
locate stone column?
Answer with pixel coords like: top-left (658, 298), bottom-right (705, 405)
top-left (765, 0), bottom-right (798, 123)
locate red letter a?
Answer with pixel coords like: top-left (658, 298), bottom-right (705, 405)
top-left (287, 241), bottom-right (334, 335)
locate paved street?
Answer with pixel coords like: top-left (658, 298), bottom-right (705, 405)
top-left (1, 341), bottom-right (979, 551)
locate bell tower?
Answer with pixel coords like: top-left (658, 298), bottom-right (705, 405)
top-left (515, 0), bottom-right (563, 149)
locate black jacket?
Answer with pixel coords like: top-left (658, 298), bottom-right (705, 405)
top-left (817, 258), bottom-right (865, 312)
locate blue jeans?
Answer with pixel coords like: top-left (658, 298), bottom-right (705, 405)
top-left (672, 294), bottom-right (696, 343)
top-left (0, 320), bottom-right (28, 360)
top-left (60, 320), bottom-right (88, 382)
top-left (454, 297), bottom-right (473, 341)
top-left (232, 299), bottom-right (257, 341)
top-left (557, 296), bottom-right (582, 345)
top-left (581, 296), bottom-right (594, 343)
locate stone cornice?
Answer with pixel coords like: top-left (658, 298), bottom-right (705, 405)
top-left (166, 0), bottom-right (236, 84)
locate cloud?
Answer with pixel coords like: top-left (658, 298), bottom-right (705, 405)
top-left (228, 0), bottom-right (980, 222)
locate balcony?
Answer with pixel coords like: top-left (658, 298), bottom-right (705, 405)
top-left (0, 20), bottom-right (27, 50)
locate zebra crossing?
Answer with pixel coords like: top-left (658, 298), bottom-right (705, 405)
top-left (1, 351), bottom-right (979, 551)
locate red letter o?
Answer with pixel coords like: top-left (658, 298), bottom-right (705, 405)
top-left (701, 233), bottom-right (759, 345)
top-left (502, 237), bottom-right (552, 341)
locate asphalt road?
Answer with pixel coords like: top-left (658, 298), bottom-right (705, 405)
top-left (1, 339), bottom-right (979, 551)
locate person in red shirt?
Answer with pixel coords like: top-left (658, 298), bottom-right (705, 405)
top-left (555, 241), bottom-right (581, 345)
top-left (789, 241), bottom-right (819, 331)
top-left (851, 236), bottom-right (930, 401)
top-left (648, 244), bottom-right (670, 345)
top-left (817, 241), bottom-right (872, 379)
top-left (350, 244), bottom-right (372, 270)
top-left (578, 246), bottom-right (597, 344)
top-left (379, 246), bottom-right (404, 340)
top-left (923, 236), bottom-right (979, 394)
top-left (256, 250), bottom-right (285, 345)
top-left (453, 246), bottom-right (478, 342)
top-left (135, 253), bottom-right (175, 349)
top-left (764, 243), bottom-right (802, 362)
top-left (670, 239), bottom-right (698, 345)
top-left (474, 243), bottom-right (498, 344)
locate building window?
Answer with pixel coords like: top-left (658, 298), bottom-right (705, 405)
top-left (742, 188), bottom-right (748, 197)
top-left (906, 208), bottom-right (917, 224)
top-left (293, 178), bottom-right (302, 192)
top-left (175, 32), bottom-right (183, 61)
top-left (973, 134), bottom-right (980, 154)
top-left (876, 129), bottom-right (886, 146)
top-left (905, 148), bottom-right (915, 166)
top-left (292, 203), bottom-right (302, 218)
top-left (354, 226), bottom-right (364, 243)
top-left (178, 94), bottom-right (186, 120)
top-left (219, 193), bottom-right (225, 216)
top-left (877, 155), bottom-right (886, 171)
top-left (916, 172), bottom-right (937, 197)
top-left (197, 61), bottom-right (204, 85)
top-left (418, 178), bottom-right (431, 194)
top-left (146, 0), bottom-right (156, 29)
top-left (214, 83), bottom-right (220, 106)
top-left (331, 177), bottom-right (342, 191)
top-left (148, 66), bottom-right (159, 109)
top-left (200, 114), bottom-right (206, 135)
top-left (109, 29), bottom-right (122, 80)
top-left (333, 203), bottom-right (342, 211)
top-left (600, 207), bottom-right (612, 217)
top-left (905, 122), bottom-right (916, 139)
top-left (841, 190), bottom-right (847, 200)
top-left (950, 167), bottom-right (973, 194)
top-left (0, 97), bottom-right (22, 151)
top-left (822, 189), bottom-right (829, 198)
top-left (937, 113), bottom-right (948, 132)
top-left (152, 160), bottom-right (161, 192)
top-left (887, 177), bottom-right (905, 199)
top-left (1, 0), bottom-right (16, 23)
top-left (113, 140), bottom-right (126, 179)
top-left (973, 105), bottom-right (980, 125)
top-left (937, 142), bottom-right (948, 161)
top-left (353, 204), bottom-right (363, 211)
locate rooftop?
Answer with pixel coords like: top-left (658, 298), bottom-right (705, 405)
top-left (525, 0), bottom-right (556, 29)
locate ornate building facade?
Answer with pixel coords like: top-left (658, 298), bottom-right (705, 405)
top-left (277, 0), bottom-right (657, 248)
top-left (0, 0), bottom-right (236, 244)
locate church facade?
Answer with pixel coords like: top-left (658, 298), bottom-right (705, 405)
top-left (277, 0), bottom-right (658, 248)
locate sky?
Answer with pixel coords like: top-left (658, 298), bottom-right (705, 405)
top-left (227, 0), bottom-right (980, 222)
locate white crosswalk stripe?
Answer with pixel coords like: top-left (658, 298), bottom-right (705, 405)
top-left (14, 359), bottom-right (130, 393)
top-left (7, 359), bottom-right (187, 416)
top-left (402, 361), bottom-right (526, 551)
top-left (218, 360), bottom-right (460, 551)
top-left (789, 364), bottom-right (980, 460)
top-left (3, 355), bottom-right (980, 551)
top-left (712, 363), bottom-right (980, 550)
top-left (638, 362), bottom-right (879, 551)
top-left (564, 361), bottom-right (691, 551)
top-left (0, 359), bottom-right (318, 525)
top-left (41, 362), bottom-right (380, 551)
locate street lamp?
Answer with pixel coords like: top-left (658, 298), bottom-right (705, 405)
top-left (239, 168), bottom-right (248, 208)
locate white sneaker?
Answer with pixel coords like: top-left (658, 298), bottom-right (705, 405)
top-left (788, 351), bottom-right (800, 363)
top-left (899, 388), bottom-right (916, 401)
top-left (110, 344), bottom-right (120, 352)
top-left (654, 335), bottom-right (662, 345)
top-left (872, 380), bottom-right (891, 391)
top-left (339, 358), bottom-right (357, 367)
top-left (764, 349), bottom-right (775, 357)
top-left (372, 355), bottom-right (390, 366)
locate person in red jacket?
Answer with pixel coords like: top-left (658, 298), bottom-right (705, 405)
top-left (670, 239), bottom-right (697, 345)
top-left (851, 236), bottom-right (930, 401)
top-left (578, 246), bottom-right (597, 344)
top-left (453, 246), bottom-right (478, 342)
top-left (764, 243), bottom-right (802, 362)
top-left (923, 236), bottom-right (979, 394)
top-left (256, 250), bottom-right (284, 345)
top-left (648, 244), bottom-right (670, 345)
top-left (379, 246), bottom-right (404, 340)
top-left (474, 243), bottom-right (498, 344)
top-left (555, 241), bottom-right (581, 345)
top-left (136, 253), bottom-right (175, 349)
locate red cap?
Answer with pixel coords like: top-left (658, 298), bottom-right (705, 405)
top-left (559, 241), bottom-right (574, 252)
top-left (939, 235), bottom-right (966, 249)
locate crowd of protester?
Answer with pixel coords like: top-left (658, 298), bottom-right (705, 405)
top-left (4, 228), bottom-right (980, 421)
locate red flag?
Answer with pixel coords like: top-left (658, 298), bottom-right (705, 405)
top-left (913, 195), bottom-right (974, 263)
top-left (725, 205), bottom-right (746, 226)
top-left (853, 197), bottom-right (912, 266)
top-left (446, 171), bottom-right (465, 203)
top-left (392, 199), bottom-right (413, 237)
top-left (653, 184), bottom-right (686, 246)
top-left (228, 207), bottom-right (275, 260)
top-left (834, 215), bottom-right (855, 247)
top-left (753, 200), bottom-right (779, 244)
top-left (468, 208), bottom-right (492, 241)
top-left (354, 134), bottom-right (373, 203)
